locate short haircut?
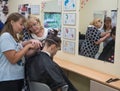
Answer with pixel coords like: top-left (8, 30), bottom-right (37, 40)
top-left (45, 35), bottom-right (61, 48)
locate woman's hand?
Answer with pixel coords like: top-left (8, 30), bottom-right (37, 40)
top-left (22, 39), bottom-right (42, 49)
top-left (105, 32), bottom-right (111, 38)
top-left (25, 42), bottom-right (41, 57)
top-left (26, 43), bottom-right (36, 49)
top-left (29, 39), bottom-right (42, 49)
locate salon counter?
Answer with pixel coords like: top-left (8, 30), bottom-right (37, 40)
top-left (54, 56), bottom-right (120, 90)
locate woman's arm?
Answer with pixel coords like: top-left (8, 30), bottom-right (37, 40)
top-left (100, 31), bottom-right (111, 37)
top-left (22, 39), bottom-right (42, 57)
top-left (3, 43), bottom-right (35, 64)
top-left (95, 33), bottom-right (110, 45)
top-left (22, 39), bottom-right (42, 47)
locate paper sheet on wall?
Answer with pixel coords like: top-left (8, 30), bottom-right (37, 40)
top-left (62, 40), bottom-right (75, 54)
top-left (31, 5), bottom-right (40, 15)
top-left (64, 0), bottom-right (76, 10)
top-left (63, 27), bottom-right (76, 40)
top-left (63, 13), bottom-right (76, 25)
top-left (18, 4), bottom-right (30, 18)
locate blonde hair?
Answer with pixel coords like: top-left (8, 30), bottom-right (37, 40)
top-left (90, 18), bottom-right (102, 27)
top-left (26, 15), bottom-right (42, 29)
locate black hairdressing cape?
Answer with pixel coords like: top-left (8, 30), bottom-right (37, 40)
top-left (98, 39), bottom-right (115, 63)
top-left (26, 51), bottom-right (77, 91)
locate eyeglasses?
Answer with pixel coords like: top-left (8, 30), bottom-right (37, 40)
top-left (28, 21), bottom-right (39, 30)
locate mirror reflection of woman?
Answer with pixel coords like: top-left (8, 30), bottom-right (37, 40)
top-left (80, 18), bottom-right (110, 58)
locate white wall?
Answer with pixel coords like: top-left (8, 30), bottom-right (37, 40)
top-left (9, 0), bottom-right (41, 19)
top-left (9, 0), bottom-right (41, 13)
top-left (9, 0), bottom-right (61, 24)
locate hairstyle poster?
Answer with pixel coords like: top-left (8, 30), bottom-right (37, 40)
top-left (62, 40), bottom-right (75, 54)
top-left (63, 0), bottom-right (76, 10)
top-left (63, 27), bottom-right (76, 40)
top-left (63, 13), bottom-right (76, 25)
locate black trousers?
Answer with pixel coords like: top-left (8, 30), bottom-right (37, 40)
top-left (0, 79), bottom-right (24, 91)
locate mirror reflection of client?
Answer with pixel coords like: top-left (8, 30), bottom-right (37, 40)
top-left (26, 35), bottom-right (77, 91)
top-left (80, 18), bottom-right (110, 58)
top-left (95, 17), bottom-right (112, 58)
top-left (98, 26), bottom-right (116, 63)
top-left (100, 17), bottom-right (113, 47)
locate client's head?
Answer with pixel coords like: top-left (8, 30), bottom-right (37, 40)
top-left (42, 35), bottom-right (61, 57)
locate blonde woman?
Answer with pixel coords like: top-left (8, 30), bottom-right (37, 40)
top-left (23, 15), bottom-right (49, 41)
top-left (80, 18), bottom-right (110, 58)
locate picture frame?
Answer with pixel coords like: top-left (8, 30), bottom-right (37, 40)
top-left (63, 13), bottom-right (76, 25)
top-left (31, 5), bottom-right (40, 15)
top-left (62, 40), bottom-right (75, 54)
top-left (62, 27), bottom-right (76, 40)
top-left (18, 4), bottom-right (30, 17)
top-left (63, 0), bottom-right (76, 11)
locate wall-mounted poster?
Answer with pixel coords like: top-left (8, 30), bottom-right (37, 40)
top-left (31, 5), bottom-right (40, 15)
top-left (18, 4), bottom-right (31, 18)
top-left (62, 40), bottom-right (75, 54)
top-left (63, 0), bottom-right (76, 10)
top-left (63, 13), bottom-right (76, 25)
top-left (63, 27), bottom-right (76, 40)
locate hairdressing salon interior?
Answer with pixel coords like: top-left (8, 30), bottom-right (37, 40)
top-left (1, 0), bottom-right (120, 91)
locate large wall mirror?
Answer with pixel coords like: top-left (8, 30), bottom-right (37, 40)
top-left (78, 0), bottom-right (118, 63)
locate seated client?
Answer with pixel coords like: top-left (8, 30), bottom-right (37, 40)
top-left (26, 35), bottom-right (77, 91)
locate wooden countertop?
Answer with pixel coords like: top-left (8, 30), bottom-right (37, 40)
top-left (54, 56), bottom-right (120, 90)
